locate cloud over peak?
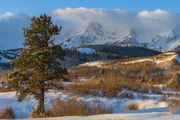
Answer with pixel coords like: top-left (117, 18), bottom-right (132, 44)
top-left (0, 8), bottom-right (180, 49)
top-left (0, 12), bottom-right (14, 20)
top-left (52, 8), bottom-right (180, 43)
top-left (138, 9), bottom-right (169, 18)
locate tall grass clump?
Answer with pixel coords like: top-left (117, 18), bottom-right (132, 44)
top-left (48, 97), bottom-right (112, 117)
top-left (0, 107), bottom-right (14, 119)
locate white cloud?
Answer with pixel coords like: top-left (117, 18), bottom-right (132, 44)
top-left (0, 12), bottom-right (14, 20)
top-left (0, 12), bottom-right (30, 49)
top-left (138, 9), bottom-right (169, 18)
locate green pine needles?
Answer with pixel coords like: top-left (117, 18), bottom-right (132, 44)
top-left (8, 14), bottom-right (66, 114)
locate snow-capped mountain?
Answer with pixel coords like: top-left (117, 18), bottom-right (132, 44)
top-left (174, 45), bottom-right (180, 52)
top-left (0, 49), bottom-right (20, 62)
top-left (61, 22), bottom-right (122, 48)
top-left (107, 30), bottom-right (141, 47)
top-left (0, 49), bottom-right (20, 70)
top-left (0, 20), bottom-right (179, 52)
top-left (61, 22), bottom-right (180, 52)
top-left (111, 30), bottom-right (180, 52)
top-left (148, 31), bottom-right (180, 51)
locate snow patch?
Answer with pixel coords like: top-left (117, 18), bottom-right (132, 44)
top-left (155, 54), bottom-right (176, 64)
top-left (79, 61), bottom-right (104, 68)
top-left (0, 56), bottom-right (9, 63)
top-left (126, 100), bottom-right (168, 110)
top-left (79, 53), bottom-right (178, 68)
top-left (122, 58), bottom-right (153, 64)
top-left (122, 53), bottom-right (177, 65)
top-left (79, 78), bottom-right (90, 82)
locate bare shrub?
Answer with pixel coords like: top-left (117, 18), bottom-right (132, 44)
top-left (66, 69), bottom-right (155, 97)
top-left (168, 99), bottom-right (180, 113)
top-left (0, 107), bottom-right (14, 119)
top-left (29, 108), bottom-right (49, 118)
top-left (48, 97), bottom-right (112, 117)
top-left (124, 103), bottom-right (139, 112)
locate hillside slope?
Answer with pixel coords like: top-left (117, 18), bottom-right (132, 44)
top-left (0, 45), bottom-right (160, 69)
top-left (66, 52), bottom-right (180, 90)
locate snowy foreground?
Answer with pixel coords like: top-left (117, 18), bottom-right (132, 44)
top-left (29, 112), bottom-right (180, 120)
top-left (0, 90), bottom-right (179, 119)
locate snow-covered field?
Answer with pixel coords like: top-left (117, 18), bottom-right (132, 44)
top-left (30, 112), bottom-right (180, 120)
top-left (0, 90), bottom-right (179, 119)
top-left (0, 52), bottom-right (179, 119)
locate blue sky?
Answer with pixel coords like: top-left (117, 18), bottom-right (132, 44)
top-left (0, 0), bottom-right (180, 15)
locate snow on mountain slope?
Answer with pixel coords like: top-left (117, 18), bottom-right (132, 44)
top-left (0, 18), bottom-right (179, 52)
top-left (0, 49), bottom-right (20, 61)
top-left (107, 30), bottom-right (141, 47)
top-left (61, 22), bottom-right (123, 48)
top-left (61, 22), bottom-right (180, 51)
top-left (148, 31), bottom-right (180, 51)
top-left (112, 30), bottom-right (180, 52)
top-left (1, 9), bottom-right (180, 51)
top-left (0, 56), bottom-right (8, 63)
top-left (0, 49), bottom-right (20, 70)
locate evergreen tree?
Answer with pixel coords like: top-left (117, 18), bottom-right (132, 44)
top-left (8, 14), bottom-right (65, 114)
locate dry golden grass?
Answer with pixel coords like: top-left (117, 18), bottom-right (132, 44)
top-left (123, 103), bottom-right (139, 112)
top-left (0, 70), bottom-right (13, 82)
top-left (168, 99), bottom-right (180, 113)
top-left (29, 109), bottom-right (48, 118)
top-left (48, 97), bottom-right (112, 117)
top-left (0, 70), bottom-right (13, 92)
top-left (64, 53), bottom-right (180, 97)
top-left (65, 68), bottom-right (160, 97)
top-left (0, 88), bottom-right (9, 92)
top-left (0, 107), bottom-right (14, 119)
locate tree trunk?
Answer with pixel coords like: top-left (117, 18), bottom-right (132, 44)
top-left (37, 90), bottom-right (45, 113)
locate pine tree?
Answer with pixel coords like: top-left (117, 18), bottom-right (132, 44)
top-left (8, 14), bottom-right (66, 114)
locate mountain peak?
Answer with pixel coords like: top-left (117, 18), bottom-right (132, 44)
top-left (61, 23), bottom-right (180, 51)
top-left (86, 21), bottom-right (102, 31)
top-left (83, 21), bottom-right (105, 38)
